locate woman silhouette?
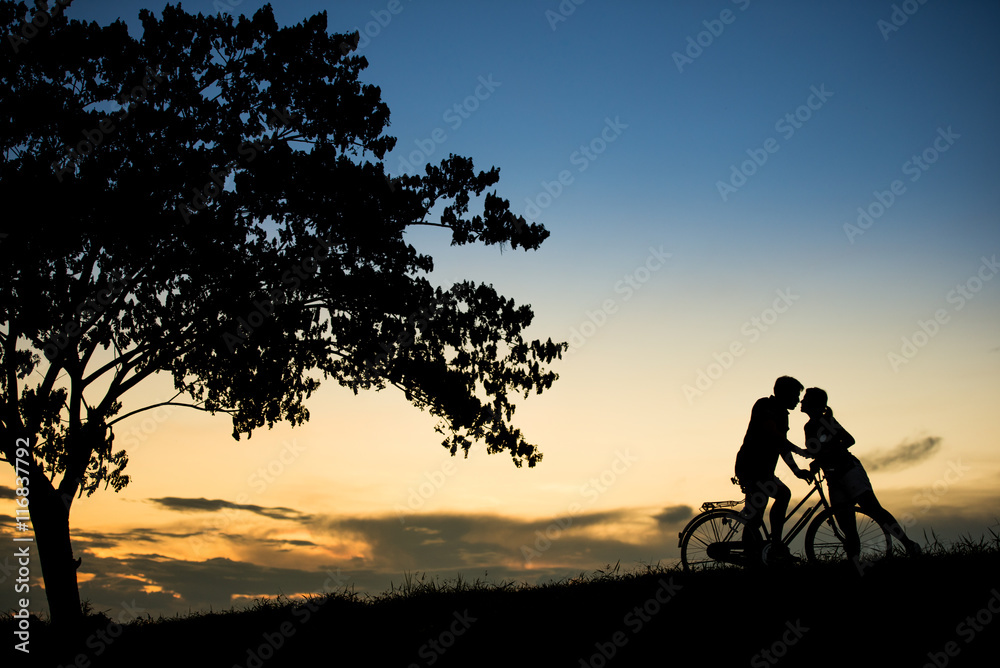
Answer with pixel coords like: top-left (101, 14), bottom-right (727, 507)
top-left (799, 387), bottom-right (922, 563)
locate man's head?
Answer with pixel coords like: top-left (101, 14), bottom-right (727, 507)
top-left (773, 376), bottom-right (804, 410)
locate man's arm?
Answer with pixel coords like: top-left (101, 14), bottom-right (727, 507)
top-left (787, 440), bottom-right (812, 458)
top-left (762, 415), bottom-right (811, 479)
top-left (780, 448), bottom-right (812, 480)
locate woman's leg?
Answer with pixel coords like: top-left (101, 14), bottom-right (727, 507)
top-left (854, 490), bottom-right (921, 555)
top-left (833, 503), bottom-right (860, 562)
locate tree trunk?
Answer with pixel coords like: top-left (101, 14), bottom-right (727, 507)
top-left (29, 477), bottom-right (83, 629)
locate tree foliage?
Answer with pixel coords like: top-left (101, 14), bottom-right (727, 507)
top-left (0, 1), bottom-right (562, 623)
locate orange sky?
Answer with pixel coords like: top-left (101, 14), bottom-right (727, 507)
top-left (3, 0), bottom-right (999, 620)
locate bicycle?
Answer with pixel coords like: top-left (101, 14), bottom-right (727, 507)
top-left (677, 470), bottom-right (893, 571)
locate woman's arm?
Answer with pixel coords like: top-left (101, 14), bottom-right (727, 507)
top-left (830, 416), bottom-right (855, 448)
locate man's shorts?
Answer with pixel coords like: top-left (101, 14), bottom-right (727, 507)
top-left (739, 474), bottom-right (787, 521)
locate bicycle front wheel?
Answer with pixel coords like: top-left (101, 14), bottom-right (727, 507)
top-left (680, 509), bottom-right (759, 571)
top-left (805, 506), bottom-right (892, 563)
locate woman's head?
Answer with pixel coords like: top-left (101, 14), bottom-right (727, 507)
top-left (801, 387), bottom-right (828, 416)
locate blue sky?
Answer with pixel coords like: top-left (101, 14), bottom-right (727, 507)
top-left (4, 0), bottom-right (999, 618)
top-left (86, 1), bottom-right (999, 274)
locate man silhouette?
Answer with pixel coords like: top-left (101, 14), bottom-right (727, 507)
top-left (736, 376), bottom-right (812, 561)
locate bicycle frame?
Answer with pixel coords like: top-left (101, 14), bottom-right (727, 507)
top-left (757, 471), bottom-right (832, 546)
top-left (679, 469), bottom-right (893, 570)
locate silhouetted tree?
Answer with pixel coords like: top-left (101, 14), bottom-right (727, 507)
top-left (0, 2), bottom-right (562, 627)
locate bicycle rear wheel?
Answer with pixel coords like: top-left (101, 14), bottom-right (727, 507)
top-left (805, 506), bottom-right (892, 563)
top-left (680, 509), bottom-right (760, 571)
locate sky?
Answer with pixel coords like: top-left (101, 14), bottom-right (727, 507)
top-left (2, 0), bottom-right (999, 619)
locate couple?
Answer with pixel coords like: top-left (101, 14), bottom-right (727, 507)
top-left (735, 376), bottom-right (921, 565)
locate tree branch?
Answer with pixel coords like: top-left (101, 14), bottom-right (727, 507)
top-left (82, 344), bottom-right (151, 388)
top-left (106, 399), bottom-right (234, 428)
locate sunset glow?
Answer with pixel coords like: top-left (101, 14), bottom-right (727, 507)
top-left (2, 0), bottom-right (998, 621)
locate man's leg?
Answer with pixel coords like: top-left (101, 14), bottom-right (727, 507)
top-left (758, 476), bottom-right (791, 546)
top-left (740, 480), bottom-right (768, 548)
top-left (740, 476), bottom-right (790, 565)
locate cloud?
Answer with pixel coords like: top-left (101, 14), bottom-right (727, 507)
top-left (75, 551), bottom-right (349, 614)
top-left (148, 496), bottom-right (311, 522)
top-left (653, 505), bottom-right (694, 527)
top-left (219, 533), bottom-right (320, 550)
top-left (73, 528), bottom-right (206, 549)
top-left (0, 507), bottom-right (671, 618)
top-left (6, 490), bottom-right (1000, 621)
top-left (311, 508), bottom-right (672, 578)
top-left (861, 436), bottom-right (942, 472)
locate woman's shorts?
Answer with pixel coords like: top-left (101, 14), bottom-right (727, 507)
top-left (828, 464), bottom-right (872, 506)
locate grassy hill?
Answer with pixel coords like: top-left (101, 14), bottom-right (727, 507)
top-left (5, 534), bottom-right (1000, 667)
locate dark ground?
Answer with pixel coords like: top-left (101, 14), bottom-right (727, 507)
top-left (4, 548), bottom-right (1000, 667)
